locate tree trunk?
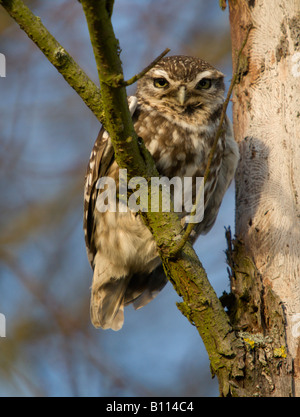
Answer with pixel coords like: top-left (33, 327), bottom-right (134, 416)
top-left (228, 0), bottom-right (300, 396)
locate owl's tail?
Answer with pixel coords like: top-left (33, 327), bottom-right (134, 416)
top-left (90, 256), bottom-right (167, 331)
top-left (90, 278), bottom-right (128, 331)
top-left (90, 259), bottom-right (130, 331)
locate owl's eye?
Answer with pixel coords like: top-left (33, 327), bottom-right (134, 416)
top-left (153, 78), bottom-right (169, 88)
top-left (196, 78), bottom-right (212, 90)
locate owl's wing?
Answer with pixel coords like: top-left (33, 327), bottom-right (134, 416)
top-left (192, 117), bottom-right (239, 238)
top-left (83, 130), bottom-right (114, 267)
top-left (83, 96), bottom-right (138, 268)
top-left (84, 96), bottom-right (166, 330)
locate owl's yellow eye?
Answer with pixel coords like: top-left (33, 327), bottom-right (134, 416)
top-left (196, 78), bottom-right (212, 90)
top-left (153, 78), bottom-right (169, 88)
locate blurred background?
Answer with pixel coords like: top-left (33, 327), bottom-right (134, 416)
top-left (0, 0), bottom-right (234, 397)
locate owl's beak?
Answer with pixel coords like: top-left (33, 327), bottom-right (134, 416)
top-left (177, 86), bottom-right (186, 106)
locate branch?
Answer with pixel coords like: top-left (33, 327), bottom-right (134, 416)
top-left (169, 24), bottom-right (253, 257)
top-left (0, 0), bottom-right (105, 123)
top-left (80, 0), bottom-right (150, 177)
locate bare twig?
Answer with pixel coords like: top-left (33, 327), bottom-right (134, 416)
top-left (103, 48), bottom-right (171, 88)
top-left (122, 48), bottom-right (171, 86)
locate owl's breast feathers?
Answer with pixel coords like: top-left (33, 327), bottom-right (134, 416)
top-left (84, 95), bottom-right (232, 268)
top-left (133, 100), bottom-right (226, 204)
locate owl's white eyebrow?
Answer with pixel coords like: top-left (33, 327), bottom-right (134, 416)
top-left (152, 69), bottom-right (170, 79)
top-left (193, 70), bottom-right (216, 83)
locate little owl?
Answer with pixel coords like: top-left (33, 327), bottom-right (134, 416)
top-left (84, 55), bottom-right (239, 331)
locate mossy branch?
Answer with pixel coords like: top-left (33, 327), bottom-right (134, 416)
top-left (80, 0), bottom-right (245, 395)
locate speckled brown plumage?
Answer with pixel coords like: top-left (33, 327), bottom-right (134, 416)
top-left (84, 55), bottom-right (239, 330)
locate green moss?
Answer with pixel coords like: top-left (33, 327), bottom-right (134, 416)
top-left (274, 346), bottom-right (287, 358)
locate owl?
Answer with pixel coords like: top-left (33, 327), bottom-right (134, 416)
top-left (84, 55), bottom-right (239, 331)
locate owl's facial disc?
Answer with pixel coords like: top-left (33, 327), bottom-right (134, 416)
top-left (138, 65), bottom-right (225, 115)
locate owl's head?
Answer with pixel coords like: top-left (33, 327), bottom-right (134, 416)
top-left (137, 55), bottom-right (225, 123)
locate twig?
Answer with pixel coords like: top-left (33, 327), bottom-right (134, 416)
top-left (122, 48), bottom-right (171, 86)
top-left (169, 24), bottom-right (253, 258)
top-left (219, 0), bottom-right (227, 11)
top-left (102, 48), bottom-right (171, 88)
top-left (0, 0), bottom-right (105, 123)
